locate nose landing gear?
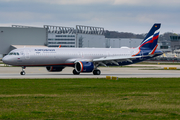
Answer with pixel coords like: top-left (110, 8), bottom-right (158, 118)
top-left (20, 66), bottom-right (26, 75)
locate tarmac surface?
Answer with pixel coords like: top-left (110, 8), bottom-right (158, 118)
top-left (0, 64), bottom-right (180, 78)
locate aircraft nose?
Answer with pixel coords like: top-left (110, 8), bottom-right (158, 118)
top-left (2, 56), bottom-right (11, 64)
top-left (2, 57), bottom-right (7, 64)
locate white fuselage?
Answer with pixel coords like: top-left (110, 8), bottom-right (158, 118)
top-left (3, 47), bottom-right (140, 66)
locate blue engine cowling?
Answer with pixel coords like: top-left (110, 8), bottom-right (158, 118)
top-left (46, 66), bottom-right (65, 72)
top-left (75, 61), bottom-right (94, 73)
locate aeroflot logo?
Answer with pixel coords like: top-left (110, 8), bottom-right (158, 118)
top-left (35, 49), bottom-right (55, 51)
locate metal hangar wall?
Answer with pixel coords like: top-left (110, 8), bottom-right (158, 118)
top-left (0, 25), bottom-right (47, 55)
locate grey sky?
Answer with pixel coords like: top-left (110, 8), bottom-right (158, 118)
top-left (0, 0), bottom-right (180, 34)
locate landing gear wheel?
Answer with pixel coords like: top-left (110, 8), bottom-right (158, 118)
top-left (73, 69), bottom-right (80, 75)
top-left (20, 71), bottom-right (26, 75)
top-left (20, 66), bottom-right (26, 75)
top-left (93, 69), bottom-right (101, 75)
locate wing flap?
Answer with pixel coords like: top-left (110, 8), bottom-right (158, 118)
top-left (93, 56), bottom-right (141, 62)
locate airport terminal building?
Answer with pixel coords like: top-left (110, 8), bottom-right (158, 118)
top-left (170, 35), bottom-right (180, 51)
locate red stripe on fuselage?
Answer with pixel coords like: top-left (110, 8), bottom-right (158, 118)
top-left (15, 63), bottom-right (75, 67)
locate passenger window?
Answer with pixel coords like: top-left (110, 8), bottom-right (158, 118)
top-left (14, 53), bottom-right (16, 55)
top-left (17, 53), bottom-right (19, 55)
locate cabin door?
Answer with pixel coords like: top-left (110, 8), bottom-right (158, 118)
top-left (25, 50), bottom-right (30, 59)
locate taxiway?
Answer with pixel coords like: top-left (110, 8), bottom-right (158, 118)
top-left (0, 64), bottom-right (180, 78)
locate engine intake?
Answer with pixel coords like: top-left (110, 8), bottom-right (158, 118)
top-left (75, 61), bottom-right (94, 73)
top-left (46, 66), bottom-right (64, 72)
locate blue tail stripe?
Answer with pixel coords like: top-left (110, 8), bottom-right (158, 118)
top-left (142, 23), bottom-right (161, 43)
top-left (154, 32), bottom-right (159, 36)
top-left (132, 23), bottom-right (161, 57)
top-left (139, 23), bottom-right (161, 50)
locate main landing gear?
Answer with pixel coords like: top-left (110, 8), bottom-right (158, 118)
top-left (20, 66), bottom-right (26, 75)
top-left (73, 69), bottom-right (80, 75)
top-left (93, 69), bottom-right (101, 75)
top-left (72, 69), bottom-right (101, 75)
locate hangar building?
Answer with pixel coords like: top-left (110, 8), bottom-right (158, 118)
top-left (0, 24), bottom-right (148, 58)
top-left (0, 25), bottom-right (47, 56)
top-left (44, 25), bottom-right (105, 48)
top-left (105, 38), bottom-right (143, 48)
top-left (76, 25), bottom-right (105, 48)
top-left (44, 25), bottom-right (76, 47)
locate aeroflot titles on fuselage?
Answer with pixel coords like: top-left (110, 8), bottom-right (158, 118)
top-left (35, 49), bottom-right (55, 52)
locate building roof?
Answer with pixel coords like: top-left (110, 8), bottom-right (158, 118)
top-left (11, 45), bottom-right (48, 49)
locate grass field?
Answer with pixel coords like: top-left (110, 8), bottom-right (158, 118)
top-left (0, 78), bottom-right (180, 119)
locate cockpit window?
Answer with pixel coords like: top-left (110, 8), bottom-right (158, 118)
top-left (9, 52), bottom-right (13, 55)
top-left (8, 52), bottom-right (20, 55)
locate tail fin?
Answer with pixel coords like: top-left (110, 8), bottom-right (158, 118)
top-left (139, 23), bottom-right (161, 52)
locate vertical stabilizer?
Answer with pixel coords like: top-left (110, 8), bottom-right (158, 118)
top-left (139, 23), bottom-right (161, 51)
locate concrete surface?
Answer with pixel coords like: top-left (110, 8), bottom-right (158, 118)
top-left (0, 64), bottom-right (180, 79)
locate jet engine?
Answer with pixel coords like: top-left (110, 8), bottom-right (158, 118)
top-left (46, 66), bottom-right (65, 72)
top-left (75, 61), bottom-right (94, 73)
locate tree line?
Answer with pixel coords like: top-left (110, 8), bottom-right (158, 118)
top-left (104, 30), bottom-right (178, 41)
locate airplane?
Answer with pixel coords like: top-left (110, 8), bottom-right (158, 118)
top-left (2, 23), bottom-right (163, 75)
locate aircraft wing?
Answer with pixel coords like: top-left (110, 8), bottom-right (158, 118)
top-left (93, 56), bottom-right (141, 62)
top-left (66, 55), bottom-right (141, 66)
top-left (65, 58), bottom-right (93, 63)
top-left (93, 55), bottom-right (141, 66)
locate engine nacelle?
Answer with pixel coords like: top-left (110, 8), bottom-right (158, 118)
top-left (75, 61), bottom-right (94, 73)
top-left (46, 66), bottom-right (64, 72)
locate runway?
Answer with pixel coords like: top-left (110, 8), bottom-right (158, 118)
top-left (0, 64), bottom-right (180, 78)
